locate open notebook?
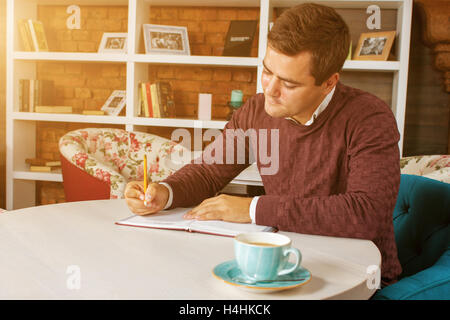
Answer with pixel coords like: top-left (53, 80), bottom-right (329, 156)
top-left (116, 207), bottom-right (276, 237)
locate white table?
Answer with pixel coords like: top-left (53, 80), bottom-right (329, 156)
top-left (0, 199), bottom-right (381, 300)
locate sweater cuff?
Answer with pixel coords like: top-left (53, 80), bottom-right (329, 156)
top-left (158, 182), bottom-right (173, 210)
top-left (249, 196), bottom-right (260, 224)
top-left (161, 177), bottom-right (186, 209)
top-left (254, 195), bottom-right (282, 227)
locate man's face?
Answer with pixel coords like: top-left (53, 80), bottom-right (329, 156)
top-left (261, 46), bottom-right (334, 124)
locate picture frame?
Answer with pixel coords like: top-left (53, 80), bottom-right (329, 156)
top-left (98, 33), bottom-right (128, 53)
top-left (143, 24), bottom-right (190, 55)
top-left (101, 90), bottom-right (126, 116)
top-left (353, 31), bottom-right (396, 61)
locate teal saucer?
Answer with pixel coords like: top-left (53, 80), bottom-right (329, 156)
top-left (212, 260), bottom-right (312, 293)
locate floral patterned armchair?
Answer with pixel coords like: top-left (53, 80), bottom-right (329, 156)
top-left (59, 128), bottom-right (190, 201)
top-left (400, 155), bottom-right (450, 183)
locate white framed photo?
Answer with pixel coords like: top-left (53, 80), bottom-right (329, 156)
top-left (101, 90), bottom-right (126, 116)
top-left (98, 32), bottom-right (128, 53)
top-left (143, 24), bottom-right (190, 55)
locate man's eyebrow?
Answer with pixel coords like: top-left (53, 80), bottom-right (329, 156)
top-left (262, 59), bottom-right (303, 85)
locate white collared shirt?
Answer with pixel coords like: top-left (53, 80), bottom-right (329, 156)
top-left (161, 86), bottom-right (336, 223)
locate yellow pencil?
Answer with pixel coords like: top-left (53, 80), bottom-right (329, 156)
top-left (143, 154), bottom-right (148, 193)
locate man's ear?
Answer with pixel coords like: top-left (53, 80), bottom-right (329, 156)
top-left (322, 73), bottom-right (339, 94)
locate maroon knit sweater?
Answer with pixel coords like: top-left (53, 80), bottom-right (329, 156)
top-left (163, 81), bottom-right (402, 283)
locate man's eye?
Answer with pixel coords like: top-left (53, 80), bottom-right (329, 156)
top-left (283, 83), bottom-right (296, 89)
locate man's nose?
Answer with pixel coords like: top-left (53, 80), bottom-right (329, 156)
top-left (265, 76), bottom-right (280, 97)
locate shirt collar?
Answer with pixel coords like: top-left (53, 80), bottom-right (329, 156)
top-left (286, 85), bottom-right (336, 126)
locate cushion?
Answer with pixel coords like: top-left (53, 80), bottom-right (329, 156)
top-left (373, 249), bottom-right (450, 300)
top-left (393, 175), bottom-right (450, 278)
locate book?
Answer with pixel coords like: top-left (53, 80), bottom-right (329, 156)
top-left (139, 83), bottom-right (147, 117)
top-left (29, 166), bottom-right (61, 173)
top-left (22, 79), bottom-right (30, 112)
top-left (150, 83), bottom-right (160, 118)
top-left (26, 158), bottom-right (61, 167)
top-left (155, 81), bottom-right (176, 118)
top-left (35, 106), bottom-right (73, 113)
top-left (18, 19), bottom-right (33, 51)
top-left (28, 19), bottom-right (49, 52)
top-left (82, 110), bottom-right (105, 115)
top-left (34, 78), bottom-right (39, 110)
top-left (222, 20), bottom-right (258, 57)
top-left (19, 79), bottom-right (24, 111)
top-left (141, 82), bottom-right (149, 117)
top-left (29, 79), bottom-right (35, 112)
top-left (116, 207), bottom-right (276, 237)
top-left (145, 82), bottom-right (154, 117)
top-left (155, 81), bottom-right (163, 117)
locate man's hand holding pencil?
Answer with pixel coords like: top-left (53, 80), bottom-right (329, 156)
top-left (124, 155), bottom-right (170, 216)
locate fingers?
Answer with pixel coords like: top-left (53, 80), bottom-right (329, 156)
top-left (125, 181), bottom-right (160, 215)
top-left (143, 183), bottom-right (169, 210)
top-left (144, 184), bottom-right (156, 206)
top-left (182, 194), bottom-right (252, 223)
top-left (184, 202), bottom-right (221, 221)
top-left (124, 181), bottom-right (145, 200)
top-left (183, 195), bottom-right (222, 220)
top-left (125, 198), bottom-right (159, 215)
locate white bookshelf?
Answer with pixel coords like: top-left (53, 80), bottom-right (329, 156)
top-left (6, 0), bottom-right (412, 209)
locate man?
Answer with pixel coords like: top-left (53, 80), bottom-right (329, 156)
top-left (125, 3), bottom-right (402, 285)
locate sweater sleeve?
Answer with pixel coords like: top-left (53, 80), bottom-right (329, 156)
top-left (255, 99), bottom-right (401, 240)
top-left (162, 98), bottom-right (256, 209)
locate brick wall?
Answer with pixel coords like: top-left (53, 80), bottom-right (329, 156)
top-left (36, 5), bottom-right (259, 205)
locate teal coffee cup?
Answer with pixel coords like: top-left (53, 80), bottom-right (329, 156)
top-left (234, 232), bottom-right (302, 281)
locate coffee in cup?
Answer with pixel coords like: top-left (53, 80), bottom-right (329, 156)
top-left (234, 232), bottom-right (302, 281)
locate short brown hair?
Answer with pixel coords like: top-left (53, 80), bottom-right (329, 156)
top-left (268, 3), bottom-right (350, 85)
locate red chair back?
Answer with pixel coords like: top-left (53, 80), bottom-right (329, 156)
top-left (60, 154), bottom-right (110, 202)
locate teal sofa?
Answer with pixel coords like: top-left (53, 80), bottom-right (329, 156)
top-left (373, 174), bottom-right (450, 299)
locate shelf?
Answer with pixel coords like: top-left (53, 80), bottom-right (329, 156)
top-left (13, 51), bottom-right (258, 68)
top-left (12, 112), bottom-right (228, 129)
top-left (19, 0), bottom-right (128, 5)
top-left (13, 170), bottom-right (63, 182)
top-left (13, 52), bottom-right (399, 71)
top-left (271, 0), bottom-right (406, 9)
top-left (132, 117), bottom-right (227, 129)
top-left (12, 170), bottom-right (263, 185)
top-left (12, 112), bottom-right (129, 124)
top-left (18, 0), bottom-right (261, 6)
top-left (13, 52), bottom-right (128, 63)
top-left (133, 54), bottom-right (259, 67)
top-left (144, 0), bottom-right (260, 7)
top-left (343, 60), bottom-right (400, 72)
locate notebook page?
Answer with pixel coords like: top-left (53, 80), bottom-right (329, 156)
top-left (117, 207), bottom-right (192, 230)
top-left (190, 220), bottom-right (275, 237)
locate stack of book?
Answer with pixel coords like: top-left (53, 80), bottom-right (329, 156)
top-left (138, 81), bottom-right (176, 118)
top-left (26, 158), bottom-right (62, 173)
top-left (18, 19), bottom-right (49, 52)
